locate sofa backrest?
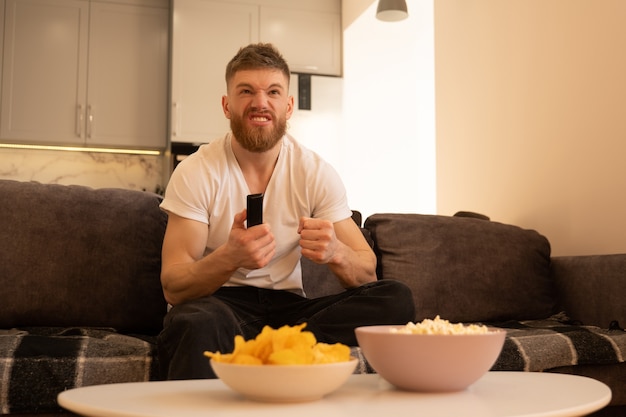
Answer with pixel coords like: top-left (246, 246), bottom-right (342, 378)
top-left (364, 213), bottom-right (556, 323)
top-left (0, 180), bottom-right (168, 333)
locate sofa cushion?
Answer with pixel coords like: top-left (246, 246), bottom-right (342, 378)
top-left (364, 213), bottom-right (554, 322)
top-left (0, 180), bottom-right (168, 332)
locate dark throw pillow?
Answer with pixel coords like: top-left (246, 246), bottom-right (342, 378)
top-left (364, 213), bottom-right (555, 323)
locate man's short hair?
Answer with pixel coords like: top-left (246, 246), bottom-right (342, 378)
top-left (225, 43), bottom-right (291, 87)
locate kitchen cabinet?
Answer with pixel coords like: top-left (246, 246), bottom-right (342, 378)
top-left (0, 0), bottom-right (169, 149)
top-left (171, 0), bottom-right (259, 143)
top-left (0, 1), bottom-right (4, 88)
top-left (260, 5), bottom-right (341, 76)
top-left (170, 0), bottom-right (341, 143)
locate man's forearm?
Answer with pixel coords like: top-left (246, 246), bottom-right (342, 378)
top-left (161, 245), bottom-right (237, 305)
top-left (327, 243), bottom-right (377, 288)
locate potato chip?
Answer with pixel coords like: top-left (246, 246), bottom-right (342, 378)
top-left (312, 342), bottom-right (351, 364)
top-left (230, 354), bottom-right (262, 365)
top-left (268, 348), bottom-right (312, 365)
top-left (247, 326), bottom-right (275, 361)
top-left (204, 323), bottom-right (352, 365)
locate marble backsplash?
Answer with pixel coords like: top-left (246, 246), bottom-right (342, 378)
top-left (0, 148), bottom-right (168, 194)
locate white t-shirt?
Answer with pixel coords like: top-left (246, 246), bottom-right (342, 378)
top-left (160, 133), bottom-right (352, 295)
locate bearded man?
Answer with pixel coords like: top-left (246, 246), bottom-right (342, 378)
top-left (157, 43), bottom-right (415, 379)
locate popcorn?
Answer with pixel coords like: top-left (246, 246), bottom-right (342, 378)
top-left (391, 315), bottom-right (491, 335)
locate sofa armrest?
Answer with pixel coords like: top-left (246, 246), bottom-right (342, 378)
top-left (551, 254), bottom-right (626, 328)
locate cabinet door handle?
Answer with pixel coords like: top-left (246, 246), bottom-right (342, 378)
top-left (87, 105), bottom-right (93, 138)
top-left (76, 105), bottom-right (84, 138)
top-left (172, 102), bottom-right (179, 137)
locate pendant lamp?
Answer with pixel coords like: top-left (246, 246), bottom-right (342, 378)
top-left (376, 0), bottom-right (409, 22)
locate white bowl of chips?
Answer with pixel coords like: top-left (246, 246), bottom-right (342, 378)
top-left (355, 316), bottom-right (505, 392)
top-left (210, 358), bottom-right (358, 402)
top-left (205, 324), bottom-right (357, 402)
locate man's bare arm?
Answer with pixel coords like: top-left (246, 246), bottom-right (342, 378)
top-left (160, 211), bottom-right (275, 305)
top-left (298, 217), bottom-right (376, 288)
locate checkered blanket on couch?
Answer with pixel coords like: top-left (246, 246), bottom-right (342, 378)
top-left (490, 317), bottom-right (626, 371)
top-left (0, 327), bottom-right (158, 414)
top-left (1, 318), bottom-right (625, 414)
top-left (349, 317), bottom-right (626, 374)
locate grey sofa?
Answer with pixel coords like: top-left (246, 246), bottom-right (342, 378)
top-left (0, 179), bottom-right (624, 416)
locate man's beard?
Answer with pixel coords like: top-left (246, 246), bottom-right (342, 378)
top-left (230, 111), bottom-right (287, 153)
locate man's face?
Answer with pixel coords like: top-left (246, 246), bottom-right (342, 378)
top-left (222, 69), bottom-right (294, 153)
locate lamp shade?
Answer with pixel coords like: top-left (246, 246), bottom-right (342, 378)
top-left (376, 0), bottom-right (408, 22)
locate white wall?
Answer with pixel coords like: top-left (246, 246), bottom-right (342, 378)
top-left (435, 0), bottom-right (626, 256)
top-left (289, 0), bottom-right (436, 221)
top-left (340, 0), bottom-right (436, 219)
top-left (288, 74), bottom-right (344, 172)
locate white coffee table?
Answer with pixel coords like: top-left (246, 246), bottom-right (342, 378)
top-left (58, 372), bottom-right (611, 417)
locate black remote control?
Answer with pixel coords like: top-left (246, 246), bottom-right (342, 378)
top-left (246, 193), bottom-right (264, 227)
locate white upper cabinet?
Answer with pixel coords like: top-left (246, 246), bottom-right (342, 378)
top-left (260, 6), bottom-right (341, 76)
top-left (171, 0), bottom-right (259, 143)
top-left (170, 0), bottom-right (341, 144)
top-left (87, 2), bottom-right (168, 148)
top-left (1, 0), bottom-right (89, 145)
top-left (0, 0), bottom-right (169, 148)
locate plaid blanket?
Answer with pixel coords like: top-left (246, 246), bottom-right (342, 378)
top-left (349, 318), bottom-right (626, 375)
top-left (1, 319), bottom-right (624, 414)
top-left (490, 318), bottom-right (626, 371)
top-left (0, 327), bottom-right (158, 414)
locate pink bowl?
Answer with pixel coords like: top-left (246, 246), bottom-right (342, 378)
top-left (355, 325), bottom-right (505, 392)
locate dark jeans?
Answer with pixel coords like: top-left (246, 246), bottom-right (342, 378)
top-left (157, 279), bottom-right (415, 379)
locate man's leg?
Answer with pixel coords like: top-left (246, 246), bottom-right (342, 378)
top-left (157, 287), bottom-right (266, 380)
top-left (281, 280), bottom-right (416, 345)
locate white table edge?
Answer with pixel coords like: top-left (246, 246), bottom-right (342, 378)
top-left (57, 371), bottom-right (612, 417)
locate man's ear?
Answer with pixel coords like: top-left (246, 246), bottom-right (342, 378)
top-left (286, 95), bottom-right (294, 120)
top-left (222, 95), bottom-right (231, 119)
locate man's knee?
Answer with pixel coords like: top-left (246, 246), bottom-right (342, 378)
top-left (166, 297), bottom-right (238, 329)
top-left (367, 279), bottom-right (416, 321)
top-left (158, 298), bottom-right (240, 380)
